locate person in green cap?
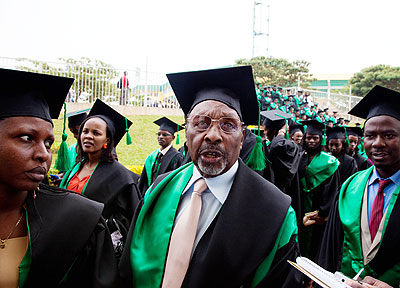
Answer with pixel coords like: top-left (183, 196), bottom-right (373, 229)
top-left (138, 117), bottom-right (184, 196)
top-left (119, 66), bottom-right (302, 287)
top-left (0, 69), bottom-right (118, 286)
top-left (60, 99), bottom-right (141, 259)
top-left (319, 86), bottom-right (400, 287)
top-left (298, 120), bottom-right (340, 263)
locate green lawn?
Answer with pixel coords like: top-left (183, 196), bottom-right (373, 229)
top-left (52, 115), bottom-right (186, 173)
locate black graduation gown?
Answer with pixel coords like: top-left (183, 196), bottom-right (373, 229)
top-left (263, 135), bottom-right (302, 228)
top-left (338, 153), bottom-right (358, 185)
top-left (178, 142), bottom-right (192, 166)
top-left (353, 152), bottom-right (372, 171)
top-left (62, 160), bottom-right (141, 243)
top-left (319, 176), bottom-right (400, 286)
top-left (24, 184), bottom-right (118, 287)
top-left (298, 152), bottom-right (341, 261)
top-left (138, 147), bottom-right (184, 195)
top-left (120, 159), bottom-right (303, 287)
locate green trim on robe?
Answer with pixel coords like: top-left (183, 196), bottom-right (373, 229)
top-left (250, 206), bottom-right (298, 287)
top-left (143, 149), bottom-right (160, 187)
top-left (300, 151), bottom-right (339, 213)
top-left (59, 161), bottom-right (99, 194)
top-left (131, 163), bottom-right (194, 288)
top-left (18, 210), bottom-right (31, 288)
top-left (339, 167), bottom-right (400, 285)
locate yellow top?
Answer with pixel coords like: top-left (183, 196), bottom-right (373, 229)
top-left (0, 236), bottom-right (28, 288)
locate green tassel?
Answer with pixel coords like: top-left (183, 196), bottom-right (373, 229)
top-left (55, 102), bottom-right (71, 172)
top-left (343, 126), bottom-right (351, 147)
top-left (176, 123), bottom-right (180, 145)
top-left (321, 124), bottom-right (327, 146)
top-left (125, 117), bottom-right (132, 145)
top-left (245, 136), bottom-right (266, 171)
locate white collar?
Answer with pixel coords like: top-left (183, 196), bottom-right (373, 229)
top-left (159, 144), bottom-right (172, 155)
top-left (184, 160), bottom-right (239, 204)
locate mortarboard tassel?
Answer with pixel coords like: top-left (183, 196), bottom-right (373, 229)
top-left (55, 102), bottom-right (71, 172)
top-left (176, 123), bottom-right (180, 145)
top-left (125, 117), bottom-right (132, 145)
top-left (245, 101), bottom-right (266, 171)
top-left (343, 126), bottom-right (351, 147)
top-left (321, 124), bottom-right (327, 146)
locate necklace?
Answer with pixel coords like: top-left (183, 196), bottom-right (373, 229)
top-left (0, 210), bottom-right (24, 249)
top-left (85, 163), bottom-right (95, 171)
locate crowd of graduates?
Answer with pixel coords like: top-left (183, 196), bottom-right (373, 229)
top-left (1, 67), bottom-right (399, 288)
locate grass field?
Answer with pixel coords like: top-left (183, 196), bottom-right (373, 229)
top-left (52, 115), bottom-right (186, 173)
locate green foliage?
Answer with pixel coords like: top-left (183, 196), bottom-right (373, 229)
top-left (15, 57), bottom-right (119, 103)
top-left (235, 56), bottom-right (315, 87)
top-left (51, 115), bottom-right (186, 171)
top-left (349, 65), bottom-right (400, 96)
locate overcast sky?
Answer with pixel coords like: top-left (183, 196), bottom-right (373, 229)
top-left (1, 0), bottom-right (399, 76)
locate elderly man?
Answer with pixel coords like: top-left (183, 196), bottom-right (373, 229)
top-left (120, 66), bottom-right (302, 287)
top-left (319, 86), bottom-right (400, 287)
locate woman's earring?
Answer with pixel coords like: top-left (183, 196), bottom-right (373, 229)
top-left (103, 143), bottom-right (108, 149)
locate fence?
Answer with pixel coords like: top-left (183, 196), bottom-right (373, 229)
top-left (0, 56), bottom-right (363, 122)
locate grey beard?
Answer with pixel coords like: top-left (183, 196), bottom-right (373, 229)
top-left (197, 158), bottom-right (227, 177)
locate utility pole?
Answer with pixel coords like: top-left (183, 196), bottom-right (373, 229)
top-left (252, 1), bottom-right (263, 58)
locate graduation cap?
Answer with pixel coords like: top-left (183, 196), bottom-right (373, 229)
top-left (323, 108), bottom-right (329, 112)
top-left (346, 126), bottom-right (363, 138)
top-left (327, 126), bottom-right (345, 140)
top-left (348, 85), bottom-right (400, 121)
top-left (301, 120), bottom-right (325, 136)
top-left (154, 117), bottom-right (184, 145)
top-left (66, 109), bottom-right (90, 127)
top-left (0, 68), bottom-right (74, 172)
top-left (0, 68), bottom-right (73, 123)
top-left (289, 124), bottom-right (304, 136)
top-left (166, 66), bottom-right (259, 125)
top-left (88, 99), bottom-right (133, 146)
top-left (261, 110), bottom-right (292, 130)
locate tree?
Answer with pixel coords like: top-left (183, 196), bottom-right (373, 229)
top-left (235, 56), bottom-right (315, 87)
top-left (349, 65), bottom-right (400, 96)
top-left (15, 57), bottom-right (119, 102)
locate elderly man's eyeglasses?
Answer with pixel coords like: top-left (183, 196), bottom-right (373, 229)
top-left (187, 115), bottom-right (243, 134)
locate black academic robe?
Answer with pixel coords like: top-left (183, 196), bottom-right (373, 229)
top-left (338, 153), bottom-right (358, 185)
top-left (120, 159), bottom-right (303, 287)
top-left (298, 152), bottom-right (341, 261)
top-left (178, 142), bottom-right (192, 166)
top-left (319, 169), bottom-right (400, 286)
top-left (138, 147), bottom-right (184, 195)
top-left (353, 152), bottom-right (372, 171)
top-left (263, 135), bottom-right (303, 228)
top-left (62, 160), bottom-right (141, 243)
top-left (24, 184), bottom-right (118, 287)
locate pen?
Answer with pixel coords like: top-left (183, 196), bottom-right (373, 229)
top-left (353, 268), bottom-right (364, 281)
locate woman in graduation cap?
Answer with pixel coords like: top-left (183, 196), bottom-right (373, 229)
top-left (0, 69), bottom-right (118, 287)
top-left (298, 120), bottom-right (341, 263)
top-left (345, 126), bottom-right (372, 171)
top-left (60, 99), bottom-right (141, 259)
top-left (138, 117), bottom-right (184, 196)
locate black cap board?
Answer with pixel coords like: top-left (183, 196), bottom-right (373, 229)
top-left (166, 66), bottom-right (259, 125)
top-left (346, 126), bottom-right (363, 137)
top-left (0, 68), bottom-right (73, 124)
top-left (88, 99), bottom-right (132, 147)
top-left (66, 109), bottom-right (90, 127)
top-left (301, 120), bottom-right (325, 135)
top-left (260, 110), bottom-right (292, 131)
top-left (348, 85), bottom-right (400, 121)
top-left (289, 124), bottom-right (304, 135)
top-left (327, 126), bottom-right (345, 140)
top-left (154, 117), bottom-right (184, 135)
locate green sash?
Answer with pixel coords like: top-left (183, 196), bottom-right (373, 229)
top-left (251, 206), bottom-right (298, 287)
top-left (144, 149), bottom-right (159, 187)
top-left (339, 167), bottom-right (400, 284)
top-left (67, 142), bottom-right (78, 169)
top-left (131, 163), bottom-right (193, 288)
top-left (59, 161), bottom-right (99, 194)
top-left (300, 152), bottom-right (339, 194)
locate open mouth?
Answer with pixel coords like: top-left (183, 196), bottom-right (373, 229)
top-left (199, 149), bottom-right (224, 163)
